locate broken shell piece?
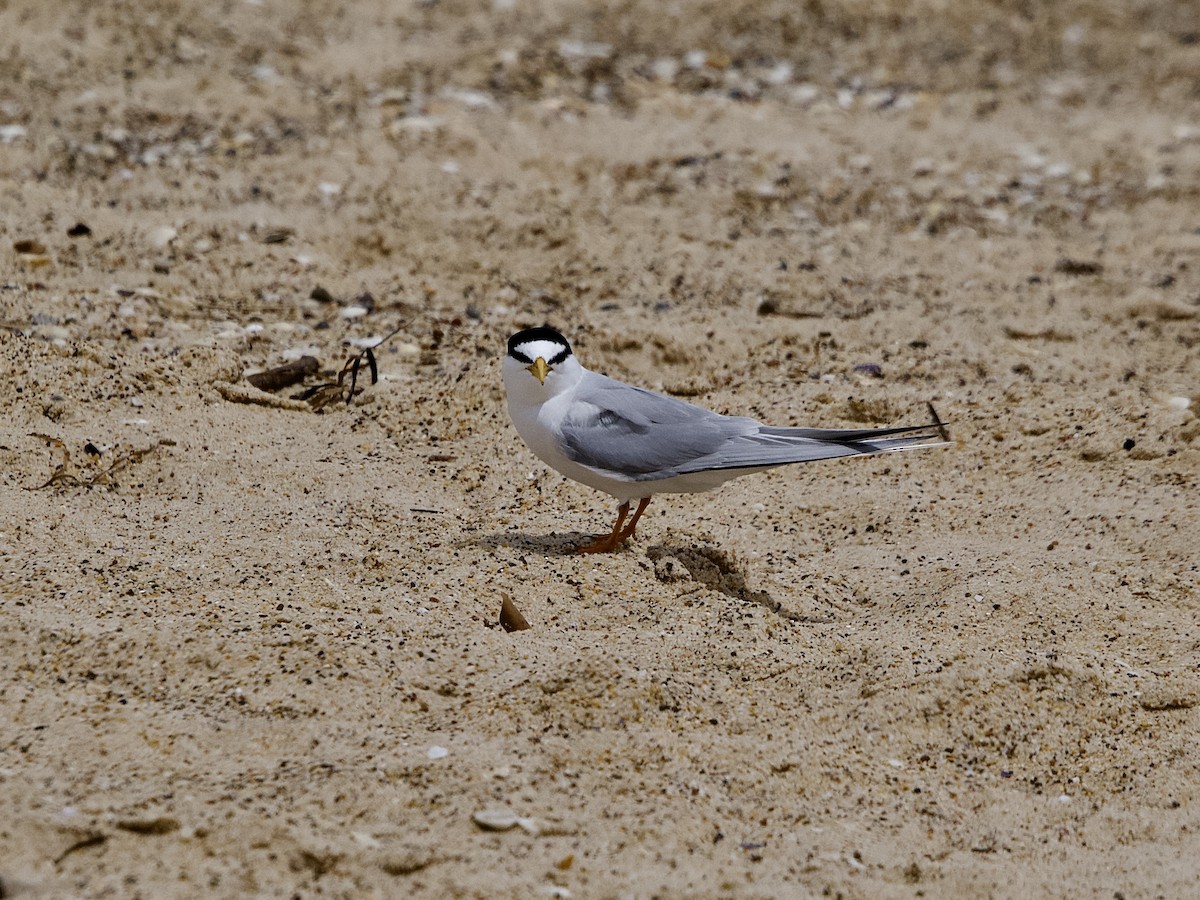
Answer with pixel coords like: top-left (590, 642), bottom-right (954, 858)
top-left (473, 808), bottom-right (519, 831)
top-left (499, 593), bottom-right (531, 631)
top-left (472, 808), bottom-right (541, 834)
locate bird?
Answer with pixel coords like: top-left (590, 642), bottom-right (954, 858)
top-left (502, 326), bottom-right (951, 553)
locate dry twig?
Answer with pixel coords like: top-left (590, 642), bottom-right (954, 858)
top-left (28, 434), bottom-right (175, 490)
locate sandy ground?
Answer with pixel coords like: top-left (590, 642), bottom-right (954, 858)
top-left (2, 1), bottom-right (1200, 897)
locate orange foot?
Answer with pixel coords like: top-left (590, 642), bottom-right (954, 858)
top-left (573, 497), bottom-right (652, 555)
top-left (575, 532), bottom-right (627, 554)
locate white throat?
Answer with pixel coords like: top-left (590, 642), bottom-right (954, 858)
top-left (502, 353), bottom-right (584, 409)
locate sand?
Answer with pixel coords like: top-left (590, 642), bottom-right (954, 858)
top-left (2, 1), bottom-right (1199, 897)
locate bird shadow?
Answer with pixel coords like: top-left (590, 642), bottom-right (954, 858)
top-left (473, 531), bottom-right (597, 557)
top-left (644, 542), bottom-right (839, 623)
top-left (644, 542), bottom-right (770, 604)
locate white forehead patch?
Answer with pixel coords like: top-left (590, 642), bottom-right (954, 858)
top-left (513, 339), bottom-right (569, 363)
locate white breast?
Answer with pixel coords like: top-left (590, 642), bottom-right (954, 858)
top-left (502, 355), bottom-right (645, 502)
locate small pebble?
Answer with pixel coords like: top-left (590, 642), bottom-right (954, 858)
top-left (651, 58), bottom-right (679, 81)
top-left (557, 39), bottom-right (611, 59)
top-left (765, 62), bottom-right (793, 85)
top-left (149, 226), bottom-right (177, 249)
top-left (282, 345), bottom-right (322, 361)
top-left (443, 88), bottom-right (496, 110)
top-left (791, 83), bottom-right (819, 106)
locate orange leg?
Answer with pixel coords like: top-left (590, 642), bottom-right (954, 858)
top-left (575, 497), bottom-right (652, 554)
top-left (617, 496), bottom-right (652, 542)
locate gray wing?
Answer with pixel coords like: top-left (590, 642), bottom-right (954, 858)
top-left (559, 374), bottom-right (759, 477)
top-left (561, 375), bottom-right (951, 481)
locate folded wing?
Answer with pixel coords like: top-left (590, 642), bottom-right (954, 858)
top-left (560, 374), bottom-right (951, 482)
top-left (560, 376), bottom-right (758, 476)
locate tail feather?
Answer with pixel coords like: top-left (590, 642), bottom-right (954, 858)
top-left (761, 403), bottom-right (950, 448)
top-left (678, 403), bottom-right (952, 474)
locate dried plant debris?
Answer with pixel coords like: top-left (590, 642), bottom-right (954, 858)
top-left (247, 356), bottom-right (320, 392)
top-left (843, 397), bottom-right (898, 423)
top-left (53, 833), bottom-right (108, 865)
top-left (1053, 257), bottom-right (1103, 276)
top-left (260, 227), bottom-right (294, 244)
top-left (377, 844), bottom-right (439, 876)
top-left (1124, 300), bottom-right (1196, 322)
top-left (13, 239), bottom-right (51, 267)
top-left (499, 592), bottom-right (532, 632)
top-left (29, 433), bottom-right (174, 490)
top-left (115, 816), bottom-right (180, 836)
top-left (294, 323), bottom-right (405, 411)
top-left (1004, 324), bottom-right (1075, 341)
top-left (217, 325), bottom-right (404, 412)
top-left (214, 381), bottom-right (311, 411)
top-left (296, 349), bottom-right (378, 411)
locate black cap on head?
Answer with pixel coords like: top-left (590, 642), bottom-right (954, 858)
top-left (507, 326), bottom-right (572, 364)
